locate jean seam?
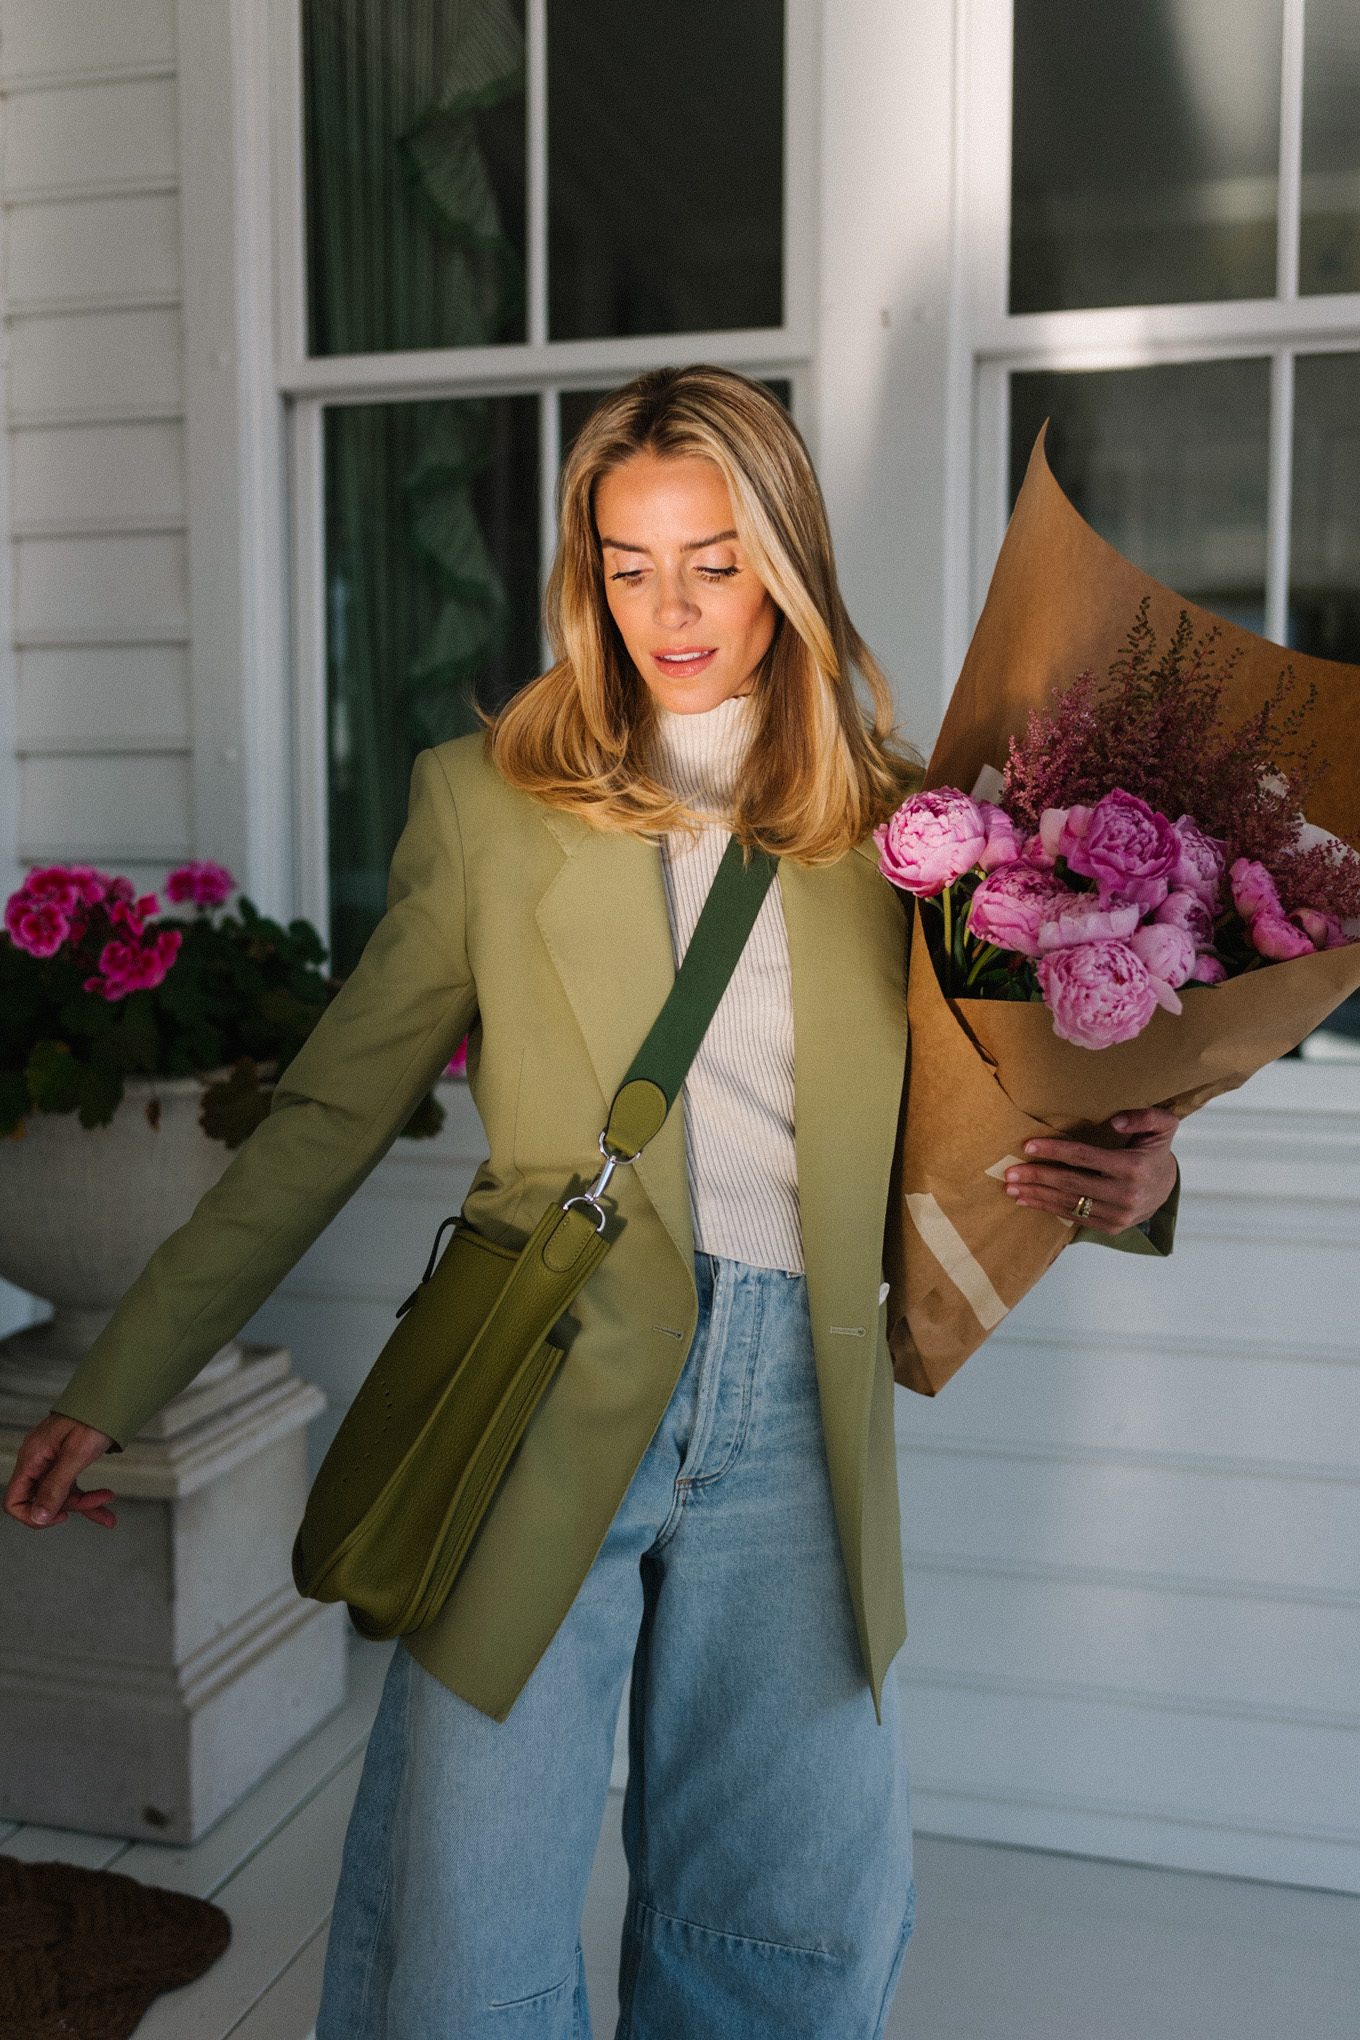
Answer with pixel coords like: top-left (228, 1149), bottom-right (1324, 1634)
top-left (869, 1878), bottom-right (917, 2040)
top-left (630, 1892), bottom-right (839, 1964)
top-left (682, 1274), bottom-right (763, 1487)
top-left (351, 1647), bottom-right (411, 2034)
top-left (487, 1956), bottom-right (576, 2010)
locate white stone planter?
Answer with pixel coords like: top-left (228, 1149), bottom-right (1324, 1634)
top-left (0, 1073), bottom-right (243, 1399)
top-left (0, 1071), bottom-right (348, 1843)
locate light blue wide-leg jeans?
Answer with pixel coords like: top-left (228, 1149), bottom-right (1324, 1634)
top-left (315, 1249), bottom-right (916, 2039)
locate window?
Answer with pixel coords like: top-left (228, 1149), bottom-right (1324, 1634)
top-left (957, 0), bottom-right (1360, 1054)
top-left (275, 0), bottom-right (813, 971)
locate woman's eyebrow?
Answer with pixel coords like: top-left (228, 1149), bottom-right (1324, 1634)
top-left (597, 529), bottom-right (739, 554)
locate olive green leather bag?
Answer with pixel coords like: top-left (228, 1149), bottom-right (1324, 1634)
top-left (291, 834), bottom-right (779, 1640)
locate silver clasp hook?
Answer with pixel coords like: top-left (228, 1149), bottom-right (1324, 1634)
top-left (560, 1130), bottom-right (635, 1233)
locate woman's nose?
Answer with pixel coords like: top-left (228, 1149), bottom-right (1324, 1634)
top-left (652, 572), bottom-right (698, 629)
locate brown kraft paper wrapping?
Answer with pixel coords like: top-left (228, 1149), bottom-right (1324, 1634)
top-left (885, 426), bottom-right (1360, 1397)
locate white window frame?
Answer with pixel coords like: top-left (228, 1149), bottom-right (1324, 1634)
top-left (946, 0), bottom-right (1360, 693)
top-left (265, 0), bottom-right (820, 937)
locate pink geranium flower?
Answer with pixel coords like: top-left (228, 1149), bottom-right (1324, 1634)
top-left (1036, 940), bottom-right (1161, 1048)
top-left (84, 927), bottom-right (183, 1001)
top-left (4, 895), bottom-right (70, 958)
top-left (165, 859), bottom-right (236, 907)
top-left (875, 790), bottom-right (989, 897)
top-left (21, 866), bottom-right (82, 913)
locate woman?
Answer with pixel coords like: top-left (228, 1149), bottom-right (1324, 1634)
top-left (5, 366), bottom-right (1179, 2037)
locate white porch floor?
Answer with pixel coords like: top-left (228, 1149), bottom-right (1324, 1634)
top-left (3, 1632), bottom-right (1356, 2038)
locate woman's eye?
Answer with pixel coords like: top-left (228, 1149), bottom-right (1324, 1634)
top-left (696, 565), bottom-right (739, 581)
top-left (610, 569), bottom-right (646, 583)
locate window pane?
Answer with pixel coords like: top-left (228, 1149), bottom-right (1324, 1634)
top-left (1011, 0), bottom-right (1281, 313)
top-left (1300, 0), bottom-right (1360, 294)
top-left (303, 0), bottom-right (527, 356)
top-left (1290, 354), bottom-right (1360, 663)
top-left (547, 2), bottom-right (784, 339)
top-left (1009, 361), bottom-right (1272, 627)
top-left (325, 397), bottom-right (538, 972)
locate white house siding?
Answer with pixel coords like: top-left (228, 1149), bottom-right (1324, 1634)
top-left (1, 0), bottom-right (1356, 1894)
top-left (1, 0), bottom-right (190, 910)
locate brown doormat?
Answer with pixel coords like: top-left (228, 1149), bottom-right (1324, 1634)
top-left (0, 1854), bottom-right (231, 2039)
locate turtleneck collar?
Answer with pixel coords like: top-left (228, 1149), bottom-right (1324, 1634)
top-left (648, 689), bottom-right (756, 812)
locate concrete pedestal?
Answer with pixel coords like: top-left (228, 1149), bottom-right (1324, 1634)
top-left (0, 1340), bottom-right (348, 1844)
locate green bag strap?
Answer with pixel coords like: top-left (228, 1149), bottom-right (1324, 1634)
top-left (570, 835), bottom-right (778, 1218)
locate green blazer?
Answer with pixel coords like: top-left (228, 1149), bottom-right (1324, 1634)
top-left (53, 733), bottom-right (1175, 1725)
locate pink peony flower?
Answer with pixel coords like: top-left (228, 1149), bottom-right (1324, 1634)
top-left (1036, 940), bottom-right (1161, 1048)
top-left (1153, 888), bottom-right (1215, 949)
top-left (1170, 816), bottom-right (1227, 910)
top-left (1230, 858), bottom-right (1281, 921)
top-left (1036, 893), bottom-right (1141, 953)
top-left (1293, 907), bottom-right (1350, 951)
top-left (4, 894), bottom-right (70, 957)
top-left (165, 859), bottom-right (236, 907)
top-left (1038, 805), bottom-right (1091, 867)
top-left (1190, 953), bottom-right (1227, 984)
top-left (967, 865), bottom-right (1070, 958)
top-left (1248, 911), bottom-right (1315, 961)
top-left (976, 802), bottom-right (1022, 873)
top-left (1020, 831), bottom-right (1057, 869)
top-left (1129, 922), bottom-right (1195, 1013)
top-left (874, 790), bottom-right (987, 896)
top-left (444, 1036), bottom-right (469, 1078)
top-left (1063, 789), bottom-right (1178, 912)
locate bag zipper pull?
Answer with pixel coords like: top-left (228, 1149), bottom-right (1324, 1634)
top-left (395, 1213), bottom-right (459, 1318)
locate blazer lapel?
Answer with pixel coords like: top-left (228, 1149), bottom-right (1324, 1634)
top-left (781, 841), bottom-right (910, 1622)
top-left (533, 808), bottom-right (695, 1270)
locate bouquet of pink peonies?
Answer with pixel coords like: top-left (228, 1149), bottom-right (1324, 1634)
top-left (881, 428), bottom-right (1360, 1397)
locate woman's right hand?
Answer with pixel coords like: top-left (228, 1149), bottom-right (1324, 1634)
top-left (3, 1413), bottom-right (118, 1529)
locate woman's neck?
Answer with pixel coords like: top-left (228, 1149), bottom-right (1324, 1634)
top-left (648, 689), bottom-right (755, 811)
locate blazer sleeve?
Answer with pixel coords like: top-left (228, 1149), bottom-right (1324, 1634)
top-left (49, 747), bottom-right (478, 1451)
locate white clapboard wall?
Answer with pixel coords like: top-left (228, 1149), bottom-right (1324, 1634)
top-left (1, 0), bottom-right (190, 906)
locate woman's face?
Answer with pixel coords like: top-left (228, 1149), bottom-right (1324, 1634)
top-left (594, 452), bottom-right (779, 713)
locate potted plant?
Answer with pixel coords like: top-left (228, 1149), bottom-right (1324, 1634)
top-left (0, 859), bottom-right (466, 1387)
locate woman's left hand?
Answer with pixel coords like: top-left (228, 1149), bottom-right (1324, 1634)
top-left (1003, 1107), bottom-right (1179, 1234)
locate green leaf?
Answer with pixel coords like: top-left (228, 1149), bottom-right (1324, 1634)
top-left (399, 1089), bottom-right (446, 1141)
top-left (26, 1038), bottom-right (83, 1115)
top-left (198, 1058), bottom-right (270, 1149)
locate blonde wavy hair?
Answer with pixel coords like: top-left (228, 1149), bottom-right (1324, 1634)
top-left (479, 364), bottom-right (922, 864)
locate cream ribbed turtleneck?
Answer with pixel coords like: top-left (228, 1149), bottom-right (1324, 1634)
top-left (648, 691), bottom-right (802, 1275)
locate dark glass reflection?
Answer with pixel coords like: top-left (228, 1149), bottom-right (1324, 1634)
top-left (303, 0), bottom-right (527, 355)
top-left (1011, 0), bottom-right (1281, 312)
top-left (547, 2), bottom-right (784, 339)
top-left (1010, 361), bottom-right (1271, 627)
top-left (324, 397), bottom-right (538, 970)
top-left (1300, 0), bottom-right (1360, 294)
top-left (1290, 353), bottom-right (1360, 666)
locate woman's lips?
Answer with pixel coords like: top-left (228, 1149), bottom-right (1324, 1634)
top-left (653, 648), bottom-right (718, 674)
